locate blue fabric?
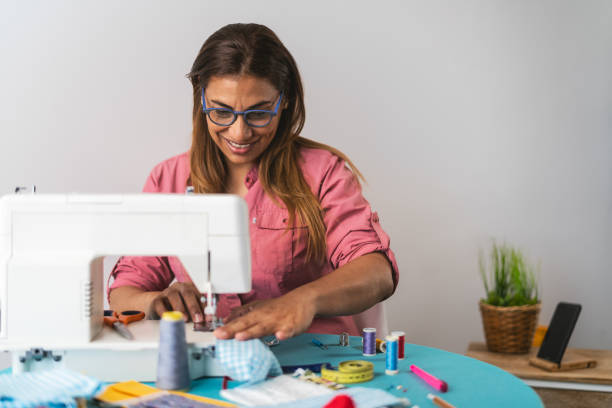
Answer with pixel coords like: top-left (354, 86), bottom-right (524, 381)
top-left (0, 368), bottom-right (105, 408)
top-left (215, 338), bottom-right (282, 385)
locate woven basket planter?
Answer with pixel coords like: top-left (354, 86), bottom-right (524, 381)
top-left (479, 301), bottom-right (541, 354)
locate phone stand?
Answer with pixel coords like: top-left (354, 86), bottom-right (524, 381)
top-left (529, 351), bottom-right (597, 372)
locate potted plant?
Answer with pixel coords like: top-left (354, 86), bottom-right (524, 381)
top-left (479, 242), bottom-right (540, 353)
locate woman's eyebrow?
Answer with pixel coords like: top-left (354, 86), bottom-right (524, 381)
top-left (210, 98), bottom-right (273, 110)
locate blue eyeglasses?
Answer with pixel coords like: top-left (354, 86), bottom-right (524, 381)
top-left (201, 89), bottom-right (283, 128)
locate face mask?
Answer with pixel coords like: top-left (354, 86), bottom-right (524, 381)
top-left (215, 338), bottom-right (282, 385)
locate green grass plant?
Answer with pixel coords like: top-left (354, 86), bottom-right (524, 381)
top-left (479, 242), bottom-right (539, 307)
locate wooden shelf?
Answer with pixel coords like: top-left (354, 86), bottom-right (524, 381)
top-left (465, 342), bottom-right (612, 385)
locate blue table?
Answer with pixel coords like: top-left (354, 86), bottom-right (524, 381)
top-left (1, 333), bottom-right (543, 407)
top-left (189, 333), bottom-right (543, 407)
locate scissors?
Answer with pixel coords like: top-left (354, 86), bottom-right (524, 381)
top-left (104, 310), bottom-right (145, 340)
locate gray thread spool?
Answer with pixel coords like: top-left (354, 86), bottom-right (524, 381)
top-left (156, 311), bottom-right (190, 391)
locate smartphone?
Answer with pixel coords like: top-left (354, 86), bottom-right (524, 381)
top-left (536, 302), bottom-right (582, 365)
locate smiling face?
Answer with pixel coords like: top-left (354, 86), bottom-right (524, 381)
top-left (203, 75), bottom-right (283, 174)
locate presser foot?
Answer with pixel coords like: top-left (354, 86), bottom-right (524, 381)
top-left (193, 316), bottom-right (221, 332)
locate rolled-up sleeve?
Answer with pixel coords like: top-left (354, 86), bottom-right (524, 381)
top-left (108, 256), bottom-right (175, 293)
top-left (320, 157), bottom-right (399, 291)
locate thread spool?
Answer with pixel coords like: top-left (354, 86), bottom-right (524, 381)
top-left (362, 328), bottom-right (376, 356)
top-left (156, 311), bottom-right (190, 391)
top-left (391, 330), bottom-right (405, 359)
top-left (376, 338), bottom-right (387, 353)
top-left (385, 334), bottom-right (399, 375)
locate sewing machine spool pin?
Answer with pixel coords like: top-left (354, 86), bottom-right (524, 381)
top-left (14, 185), bottom-right (36, 194)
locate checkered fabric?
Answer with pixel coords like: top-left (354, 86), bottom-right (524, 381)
top-left (0, 368), bottom-right (105, 408)
top-left (215, 338), bottom-right (282, 385)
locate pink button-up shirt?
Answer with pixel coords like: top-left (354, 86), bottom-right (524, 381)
top-left (109, 147), bottom-right (399, 336)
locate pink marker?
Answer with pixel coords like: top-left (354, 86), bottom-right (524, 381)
top-left (410, 364), bottom-right (448, 392)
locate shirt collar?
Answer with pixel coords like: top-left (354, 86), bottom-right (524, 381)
top-left (244, 165), bottom-right (258, 189)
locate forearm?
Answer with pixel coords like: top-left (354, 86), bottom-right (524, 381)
top-left (294, 252), bottom-right (394, 317)
top-left (109, 286), bottom-right (161, 315)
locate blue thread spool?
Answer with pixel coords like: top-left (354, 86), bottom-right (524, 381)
top-left (362, 328), bottom-right (376, 356)
top-left (156, 311), bottom-right (190, 391)
top-left (385, 334), bottom-right (399, 375)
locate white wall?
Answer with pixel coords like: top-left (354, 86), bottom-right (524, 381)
top-left (1, 0), bottom-right (610, 353)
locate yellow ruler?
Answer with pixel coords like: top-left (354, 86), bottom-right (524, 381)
top-left (321, 360), bottom-right (374, 384)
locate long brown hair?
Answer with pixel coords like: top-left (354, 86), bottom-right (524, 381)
top-left (187, 23), bottom-right (363, 263)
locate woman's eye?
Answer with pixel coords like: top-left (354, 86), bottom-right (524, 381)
top-left (247, 111), bottom-right (269, 120)
top-left (214, 110), bottom-right (233, 118)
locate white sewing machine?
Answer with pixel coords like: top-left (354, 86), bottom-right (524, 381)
top-left (0, 193), bottom-right (251, 381)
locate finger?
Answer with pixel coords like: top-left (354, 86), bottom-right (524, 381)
top-left (214, 314), bottom-right (259, 339)
top-left (181, 286), bottom-right (204, 323)
top-left (235, 322), bottom-right (275, 341)
top-left (213, 326), bottom-right (231, 339)
top-left (166, 289), bottom-right (189, 321)
top-left (152, 297), bottom-right (170, 320)
top-left (274, 326), bottom-right (297, 341)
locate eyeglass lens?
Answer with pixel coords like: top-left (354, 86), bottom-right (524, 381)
top-left (208, 110), bottom-right (272, 127)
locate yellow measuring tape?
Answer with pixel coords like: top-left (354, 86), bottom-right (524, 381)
top-left (320, 360), bottom-right (374, 384)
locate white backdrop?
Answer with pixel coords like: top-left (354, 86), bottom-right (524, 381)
top-left (1, 0), bottom-right (611, 353)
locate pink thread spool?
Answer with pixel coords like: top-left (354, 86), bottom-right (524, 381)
top-left (391, 331), bottom-right (405, 360)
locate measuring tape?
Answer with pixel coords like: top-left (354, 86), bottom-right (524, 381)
top-left (320, 360), bottom-right (374, 384)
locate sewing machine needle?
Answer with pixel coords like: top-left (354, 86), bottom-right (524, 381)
top-left (193, 322), bottom-right (208, 332)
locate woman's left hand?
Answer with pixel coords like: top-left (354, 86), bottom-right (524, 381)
top-left (213, 291), bottom-right (316, 341)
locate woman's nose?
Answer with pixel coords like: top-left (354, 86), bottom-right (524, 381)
top-left (227, 115), bottom-right (252, 140)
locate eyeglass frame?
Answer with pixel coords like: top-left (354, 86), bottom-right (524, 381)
top-left (201, 88), bottom-right (283, 128)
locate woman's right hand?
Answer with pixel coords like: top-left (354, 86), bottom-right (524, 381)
top-left (149, 282), bottom-right (205, 323)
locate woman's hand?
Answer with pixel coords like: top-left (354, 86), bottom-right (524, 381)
top-left (212, 253), bottom-right (393, 341)
top-left (149, 282), bottom-right (205, 323)
top-left (214, 291), bottom-right (316, 341)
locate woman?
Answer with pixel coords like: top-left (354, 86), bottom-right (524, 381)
top-left (108, 23), bottom-right (399, 341)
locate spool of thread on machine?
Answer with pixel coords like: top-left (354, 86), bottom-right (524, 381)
top-left (362, 328), bottom-right (376, 356)
top-left (156, 311), bottom-right (190, 391)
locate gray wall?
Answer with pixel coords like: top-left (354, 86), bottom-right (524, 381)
top-left (1, 0), bottom-right (611, 354)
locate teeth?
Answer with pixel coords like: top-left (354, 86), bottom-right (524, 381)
top-left (227, 139), bottom-right (251, 148)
